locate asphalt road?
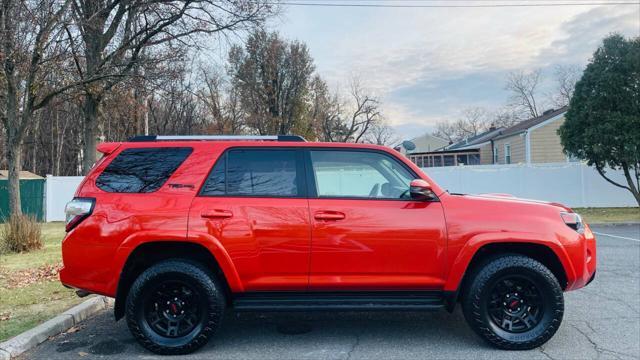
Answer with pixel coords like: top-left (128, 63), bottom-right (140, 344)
top-left (23, 224), bottom-right (640, 360)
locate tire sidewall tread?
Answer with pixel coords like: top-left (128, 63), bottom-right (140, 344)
top-left (125, 259), bottom-right (226, 355)
top-left (462, 254), bottom-right (564, 350)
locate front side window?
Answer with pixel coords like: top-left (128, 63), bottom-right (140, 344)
top-left (310, 150), bottom-right (416, 199)
top-left (201, 149), bottom-right (300, 197)
top-left (96, 147), bottom-right (192, 193)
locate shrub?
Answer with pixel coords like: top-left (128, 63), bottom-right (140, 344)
top-left (0, 214), bottom-right (43, 253)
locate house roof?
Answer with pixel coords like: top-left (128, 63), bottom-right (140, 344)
top-left (395, 133), bottom-right (449, 153)
top-left (493, 106), bottom-right (568, 140)
top-left (0, 170), bottom-right (44, 180)
top-left (446, 127), bottom-right (504, 150)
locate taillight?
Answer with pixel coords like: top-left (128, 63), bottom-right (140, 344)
top-left (65, 198), bottom-right (95, 232)
top-left (560, 211), bottom-right (584, 233)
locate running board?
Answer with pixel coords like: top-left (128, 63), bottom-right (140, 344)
top-left (232, 291), bottom-right (446, 312)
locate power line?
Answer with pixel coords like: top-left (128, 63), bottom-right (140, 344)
top-left (280, 0), bottom-right (631, 2)
top-left (267, 1), bottom-right (639, 8)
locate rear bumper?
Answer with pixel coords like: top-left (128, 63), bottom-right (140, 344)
top-left (59, 266), bottom-right (113, 297)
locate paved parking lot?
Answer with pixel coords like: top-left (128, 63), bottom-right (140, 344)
top-left (23, 224), bottom-right (640, 360)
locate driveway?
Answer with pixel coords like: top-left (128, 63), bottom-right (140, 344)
top-left (22, 224), bottom-right (640, 360)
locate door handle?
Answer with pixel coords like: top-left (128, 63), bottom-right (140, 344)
top-left (314, 211), bottom-right (346, 221)
top-left (201, 209), bottom-right (233, 219)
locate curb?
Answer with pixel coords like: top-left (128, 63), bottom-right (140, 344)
top-left (589, 222), bottom-right (639, 226)
top-left (0, 296), bottom-right (112, 360)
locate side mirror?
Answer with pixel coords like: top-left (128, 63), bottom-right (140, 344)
top-left (409, 179), bottom-right (437, 201)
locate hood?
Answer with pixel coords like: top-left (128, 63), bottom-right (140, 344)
top-left (467, 193), bottom-right (573, 212)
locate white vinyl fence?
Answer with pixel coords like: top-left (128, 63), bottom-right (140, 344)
top-left (424, 162), bottom-right (638, 208)
top-left (45, 175), bottom-right (84, 222)
top-left (43, 162), bottom-right (637, 221)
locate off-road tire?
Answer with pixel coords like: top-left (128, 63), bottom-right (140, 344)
top-left (462, 254), bottom-right (564, 350)
top-left (126, 259), bottom-right (225, 355)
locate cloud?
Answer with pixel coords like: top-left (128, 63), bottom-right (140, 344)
top-left (279, 4), bottom-right (640, 137)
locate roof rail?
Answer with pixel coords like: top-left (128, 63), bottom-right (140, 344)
top-left (128, 135), bottom-right (307, 142)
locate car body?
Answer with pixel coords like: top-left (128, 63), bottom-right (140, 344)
top-left (60, 135), bottom-right (596, 354)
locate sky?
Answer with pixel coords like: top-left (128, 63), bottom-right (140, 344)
top-left (271, 1), bottom-right (640, 140)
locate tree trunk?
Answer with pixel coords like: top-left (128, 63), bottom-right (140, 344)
top-left (82, 94), bottom-right (99, 174)
top-left (5, 131), bottom-right (23, 216)
top-left (621, 164), bottom-right (640, 207)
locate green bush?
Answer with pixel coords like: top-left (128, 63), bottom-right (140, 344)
top-left (0, 214), bottom-right (43, 253)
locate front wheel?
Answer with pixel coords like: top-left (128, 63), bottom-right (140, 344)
top-left (125, 259), bottom-right (226, 355)
top-left (462, 255), bottom-right (564, 350)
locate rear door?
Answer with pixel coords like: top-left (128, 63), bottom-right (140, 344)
top-left (306, 149), bottom-right (447, 290)
top-left (188, 147), bottom-right (311, 291)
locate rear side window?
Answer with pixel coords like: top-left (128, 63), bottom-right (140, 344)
top-left (201, 149), bottom-right (301, 197)
top-left (96, 147), bottom-right (192, 193)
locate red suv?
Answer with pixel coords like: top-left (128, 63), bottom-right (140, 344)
top-left (60, 135), bottom-right (596, 354)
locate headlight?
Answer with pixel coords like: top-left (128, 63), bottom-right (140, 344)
top-left (560, 211), bottom-right (584, 233)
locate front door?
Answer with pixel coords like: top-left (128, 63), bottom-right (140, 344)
top-left (188, 148), bottom-right (310, 291)
top-left (306, 149), bottom-right (447, 291)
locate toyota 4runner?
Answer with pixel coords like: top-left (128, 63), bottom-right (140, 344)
top-left (60, 135), bottom-right (596, 354)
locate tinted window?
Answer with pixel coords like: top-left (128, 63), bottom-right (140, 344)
top-left (96, 147), bottom-right (192, 193)
top-left (201, 149), bottom-right (299, 197)
top-left (310, 150), bottom-right (416, 199)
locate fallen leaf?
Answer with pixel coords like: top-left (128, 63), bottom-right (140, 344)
top-left (4, 263), bottom-right (63, 289)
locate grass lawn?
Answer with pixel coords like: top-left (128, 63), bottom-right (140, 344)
top-left (573, 207), bottom-right (639, 224)
top-left (0, 222), bottom-right (89, 342)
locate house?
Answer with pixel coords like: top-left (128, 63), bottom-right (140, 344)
top-left (492, 106), bottom-right (569, 165)
top-left (394, 133), bottom-right (449, 156)
top-left (405, 127), bottom-right (504, 167)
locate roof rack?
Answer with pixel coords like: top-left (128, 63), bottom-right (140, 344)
top-left (128, 135), bottom-right (307, 142)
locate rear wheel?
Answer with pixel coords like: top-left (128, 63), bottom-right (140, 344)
top-left (462, 255), bottom-right (564, 350)
top-left (126, 259), bottom-right (225, 355)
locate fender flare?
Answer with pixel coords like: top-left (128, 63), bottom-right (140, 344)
top-left (108, 230), bottom-right (244, 296)
top-left (444, 231), bottom-right (576, 293)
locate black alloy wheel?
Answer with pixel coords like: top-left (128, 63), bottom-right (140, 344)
top-left (487, 275), bottom-right (544, 333)
top-left (143, 280), bottom-right (205, 338)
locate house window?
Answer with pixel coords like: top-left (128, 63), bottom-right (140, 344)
top-left (468, 154), bottom-right (480, 165)
top-left (504, 144), bottom-right (511, 164)
top-left (433, 156), bottom-right (443, 167)
top-left (456, 154), bottom-right (467, 166)
top-left (493, 146), bottom-right (498, 164)
top-left (444, 155), bottom-right (455, 166)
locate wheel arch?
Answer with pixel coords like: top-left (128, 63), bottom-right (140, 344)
top-left (445, 240), bottom-right (571, 312)
top-left (113, 240), bottom-right (239, 320)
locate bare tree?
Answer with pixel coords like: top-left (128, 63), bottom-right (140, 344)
top-left (455, 107), bottom-right (490, 139)
top-left (199, 68), bottom-right (245, 135)
top-left (551, 64), bottom-right (580, 107)
top-left (65, 0), bottom-right (277, 173)
top-left (505, 69), bottom-right (544, 120)
top-left (432, 107), bottom-right (491, 143)
top-left (364, 120), bottom-right (398, 146)
top-left (432, 121), bottom-right (457, 143)
top-left (320, 77), bottom-right (382, 143)
top-left (1, 0), bottom-right (72, 215)
top-left (491, 106), bottom-right (520, 129)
